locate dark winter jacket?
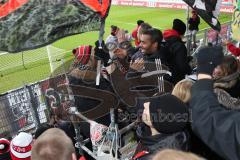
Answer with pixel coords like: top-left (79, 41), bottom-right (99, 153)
top-left (188, 16), bottom-right (200, 31)
top-left (68, 68), bottom-right (117, 160)
top-left (213, 72), bottom-right (240, 110)
top-left (130, 45), bottom-right (169, 73)
top-left (132, 123), bottom-right (189, 160)
top-left (143, 51), bottom-right (164, 72)
top-left (189, 127), bottom-right (224, 160)
top-left (163, 29), bottom-right (192, 84)
top-left (190, 79), bottom-right (240, 160)
top-left (214, 72), bottom-right (240, 98)
top-left (68, 69), bottom-right (115, 137)
top-left (214, 88), bottom-right (240, 110)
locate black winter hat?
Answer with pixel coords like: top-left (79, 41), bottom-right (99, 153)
top-left (196, 46), bottom-right (224, 75)
top-left (149, 94), bottom-right (189, 134)
top-left (172, 19), bottom-right (186, 35)
top-left (137, 20), bottom-right (144, 26)
top-left (111, 25), bottom-right (118, 31)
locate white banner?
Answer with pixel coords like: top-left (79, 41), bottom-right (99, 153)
top-left (112, 0), bottom-right (234, 13)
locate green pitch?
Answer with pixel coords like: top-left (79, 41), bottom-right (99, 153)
top-left (0, 6), bottom-right (232, 94)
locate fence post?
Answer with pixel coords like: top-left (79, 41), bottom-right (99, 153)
top-left (186, 5), bottom-right (191, 56)
top-left (26, 85), bottom-right (41, 126)
top-left (21, 52), bottom-right (27, 70)
top-left (39, 81), bottom-right (52, 123)
top-left (203, 29), bottom-right (208, 45)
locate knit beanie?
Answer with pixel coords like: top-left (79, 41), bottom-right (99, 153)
top-left (149, 94), bottom-right (189, 134)
top-left (0, 138), bottom-right (11, 160)
top-left (72, 45), bottom-right (92, 65)
top-left (10, 132), bottom-right (33, 160)
top-left (172, 19), bottom-right (186, 35)
top-left (196, 46), bottom-right (224, 75)
top-left (137, 20), bottom-right (144, 26)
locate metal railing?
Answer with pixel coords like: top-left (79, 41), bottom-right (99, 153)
top-left (0, 21), bottom-right (233, 138)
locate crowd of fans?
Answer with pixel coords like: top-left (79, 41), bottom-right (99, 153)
top-left (0, 13), bottom-right (240, 160)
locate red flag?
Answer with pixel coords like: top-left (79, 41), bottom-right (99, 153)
top-left (0, 0), bottom-right (29, 18)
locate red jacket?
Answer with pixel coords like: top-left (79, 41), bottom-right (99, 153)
top-left (132, 26), bottom-right (140, 46)
top-left (227, 42), bottom-right (240, 57)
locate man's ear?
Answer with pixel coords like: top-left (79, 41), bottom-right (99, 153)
top-left (72, 153), bottom-right (77, 160)
top-left (153, 42), bottom-right (158, 49)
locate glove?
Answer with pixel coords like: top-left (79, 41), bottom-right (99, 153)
top-left (94, 40), bottom-right (110, 66)
top-left (196, 46), bottom-right (224, 75)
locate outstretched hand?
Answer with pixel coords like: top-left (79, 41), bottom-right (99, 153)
top-left (130, 58), bottom-right (144, 71)
top-left (116, 29), bottom-right (130, 43)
